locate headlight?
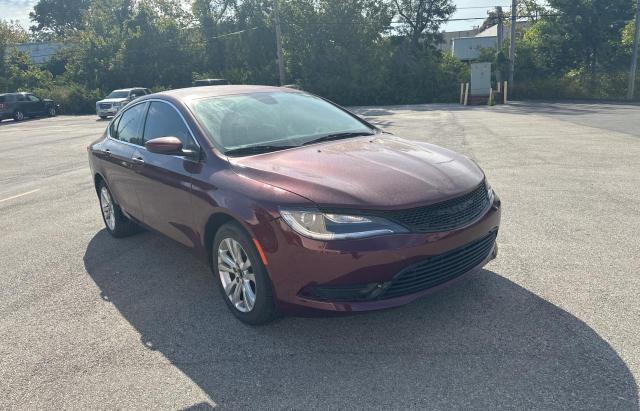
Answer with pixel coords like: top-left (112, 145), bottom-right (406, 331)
top-left (485, 178), bottom-right (495, 202)
top-left (279, 208), bottom-right (408, 240)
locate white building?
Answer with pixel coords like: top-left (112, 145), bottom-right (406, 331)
top-left (15, 42), bottom-right (64, 64)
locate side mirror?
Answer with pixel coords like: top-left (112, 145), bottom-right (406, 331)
top-left (145, 136), bottom-right (183, 155)
top-left (130, 94), bottom-right (138, 98)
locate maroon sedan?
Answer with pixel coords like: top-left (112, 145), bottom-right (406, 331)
top-left (88, 86), bottom-right (501, 324)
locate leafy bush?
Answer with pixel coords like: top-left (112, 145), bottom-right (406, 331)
top-left (33, 83), bottom-right (102, 114)
top-left (511, 70), bottom-right (631, 101)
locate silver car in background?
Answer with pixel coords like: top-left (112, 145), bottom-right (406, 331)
top-left (96, 87), bottom-right (150, 119)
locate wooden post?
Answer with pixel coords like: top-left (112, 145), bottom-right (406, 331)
top-left (503, 81), bottom-right (508, 104)
top-left (497, 81), bottom-right (501, 93)
top-left (464, 83), bottom-right (470, 106)
top-left (489, 88), bottom-right (494, 106)
top-left (460, 83), bottom-right (464, 104)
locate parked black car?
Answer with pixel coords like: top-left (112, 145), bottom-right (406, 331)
top-left (194, 78), bottom-right (231, 86)
top-left (0, 92), bottom-right (57, 122)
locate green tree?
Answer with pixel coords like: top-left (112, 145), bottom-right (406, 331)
top-left (0, 20), bottom-right (30, 91)
top-left (391, 0), bottom-right (456, 50)
top-left (29, 0), bottom-right (91, 36)
top-left (281, 0), bottom-right (394, 104)
top-left (542, 0), bottom-right (635, 78)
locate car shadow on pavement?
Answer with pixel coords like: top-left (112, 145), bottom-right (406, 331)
top-left (84, 229), bottom-right (638, 410)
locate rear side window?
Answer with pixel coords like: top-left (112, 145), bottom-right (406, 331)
top-left (27, 95), bottom-right (40, 102)
top-left (17, 94), bottom-right (28, 102)
top-left (109, 116), bottom-right (121, 139)
top-left (116, 103), bottom-right (146, 145)
top-left (143, 102), bottom-right (196, 150)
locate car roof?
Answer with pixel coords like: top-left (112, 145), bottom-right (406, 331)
top-left (111, 87), bottom-right (147, 92)
top-left (156, 85), bottom-right (297, 103)
top-left (196, 78), bottom-right (228, 81)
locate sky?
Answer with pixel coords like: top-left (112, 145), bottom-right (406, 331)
top-left (1, 0), bottom-right (503, 32)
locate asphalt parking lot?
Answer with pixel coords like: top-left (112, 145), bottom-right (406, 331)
top-left (1, 102), bottom-right (639, 409)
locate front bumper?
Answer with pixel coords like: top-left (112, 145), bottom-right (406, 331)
top-left (96, 106), bottom-right (121, 117)
top-left (259, 195), bottom-right (501, 314)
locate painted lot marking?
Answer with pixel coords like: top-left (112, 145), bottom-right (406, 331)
top-left (0, 189), bottom-right (41, 203)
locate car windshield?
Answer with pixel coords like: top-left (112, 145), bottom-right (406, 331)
top-left (191, 92), bottom-right (373, 153)
top-left (106, 90), bottom-right (129, 99)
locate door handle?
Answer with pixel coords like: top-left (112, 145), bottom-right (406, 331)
top-left (132, 156), bottom-right (145, 164)
top-left (104, 149), bottom-right (111, 157)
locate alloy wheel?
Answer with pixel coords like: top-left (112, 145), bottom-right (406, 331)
top-left (100, 187), bottom-right (116, 231)
top-left (218, 238), bottom-right (256, 312)
top-left (14, 111), bottom-right (24, 121)
top-left (48, 107), bottom-right (56, 116)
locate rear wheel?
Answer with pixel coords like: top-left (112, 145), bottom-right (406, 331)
top-left (13, 110), bottom-right (24, 121)
top-left (98, 181), bottom-right (139, 238)
top-left (47, 106), bottom-right (56, 117)
top-left (213, 222), bottom-right (277, 325)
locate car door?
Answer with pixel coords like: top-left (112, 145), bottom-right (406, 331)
top-left (104, 102), bottom-right (148, 221)
top-left (130, 100), bottom-right (199, 248)
top-left (15, 94), bottom-right (30, 114)
top-left (26, 94), bottom-right (45, 115)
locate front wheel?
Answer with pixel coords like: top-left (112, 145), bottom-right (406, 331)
top-left (47, 106), bottom-right (56, 117)
top-left (98, 181), bottom-right (139, 238)
top-left (213, 222), bottom-right (277, 325)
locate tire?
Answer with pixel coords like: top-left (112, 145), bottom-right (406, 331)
top-left (47, 106), bottom-right (56, 117)
top-left (99, 116), bottom-right (108, 120)
top-left (13, 110), bottom-right (24, 122)
top-left (97, 181), bottom-right (139, 238)
top-left (213, 222), bottom-right (277, 325)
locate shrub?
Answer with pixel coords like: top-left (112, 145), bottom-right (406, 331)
top-left (33, 83), bottom-right (102, 114)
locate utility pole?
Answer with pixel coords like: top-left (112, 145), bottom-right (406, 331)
top-left (496, 6), bottom-right (504, 86)
top-left (508, 0), bottom-right (517, 86)
top-left (273, 0), bottom-right (286, 86)
top-left (628, 0), bottom-right (640, 100)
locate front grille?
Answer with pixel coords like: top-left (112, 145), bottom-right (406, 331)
top-left (99, 103), bottom-right (111, 109)
top-left (381, 230), bottom-right (497, 299)
top-left (377, 181), bottom-right (490, 232)
top-left (322, 181), bottom-right (490, 233)
top-left (306, 231), bottom-right (497, 302)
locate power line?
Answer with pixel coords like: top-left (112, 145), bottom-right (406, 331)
top-left (281, 14), bottom-right (561, 26)
top-left (209, 26), bottom-right (259, 39)
top-left (455, 5), bottom-right (512, 10)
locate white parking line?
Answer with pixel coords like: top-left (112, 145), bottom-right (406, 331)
top-left (0, 189), bottom-right (41, 203)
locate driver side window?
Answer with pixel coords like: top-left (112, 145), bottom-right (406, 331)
top-left (115, 103), bottom-right (146, 145)
top-left (27, 95), bottom-right (41, 102)
top-left (143, 102), bottom-right (197, 150)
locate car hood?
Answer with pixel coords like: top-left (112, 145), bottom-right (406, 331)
top-left (97, 98), bottom-right (128, 104)
top-left (228, 136), bottom-right (485, 209)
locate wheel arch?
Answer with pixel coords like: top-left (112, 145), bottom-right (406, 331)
top-left (94, 173), bottom-right (106, 196)
top-left (204, 212), bottom-right (241, 267)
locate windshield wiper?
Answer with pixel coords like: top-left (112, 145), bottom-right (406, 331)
top-left (225, 145), bottom-right (297, 156)
top-left (302, 131), bottom-right (375, 146)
